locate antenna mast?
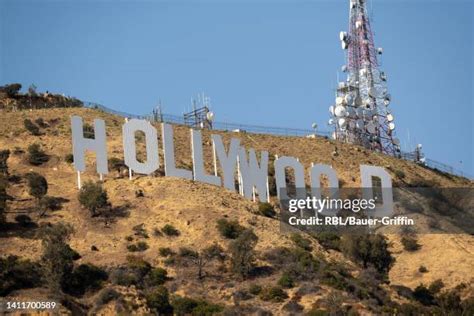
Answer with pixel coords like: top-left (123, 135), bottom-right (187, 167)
top-left (329, 0), bottom-right (400, 156)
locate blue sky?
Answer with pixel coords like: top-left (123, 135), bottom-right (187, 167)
top-left (1, 0), bottom-right (472, 176)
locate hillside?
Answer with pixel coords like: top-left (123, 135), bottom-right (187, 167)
top-left (0, 107), bottom-right (473, 315)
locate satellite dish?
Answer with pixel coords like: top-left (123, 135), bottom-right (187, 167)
top-left (354, 96), bottom-right (363, 106)
top-left (329, 105), bottom-right (335, 115)
top-left (387, 113), bottom-right (394, 122)
top-left (328, 118), bottom-right (334, 125)
top-left (341, 65), bottom-right (348, 72)
top-left (380, 72), bottom-right (387, 81)
top-left (359, 68), bottom-right (367, 76)
top-left (344, 93), bottom-right (354, 105)
top-left (338, 118), bottom-right (347, 128)
top-left (341, 41), bottom-right (349, 50)
top-left (311, 123), bottom-right (318, 129)
top-left (393, 138), bottom-right (400, 146)
top-left (377, 47), bottom-right (383, 55)
top-left (356, 119), bottom-right (365, 129)
top-left (388, 122), bottom-right (396, 130)
top-left (339, 31), bottom-right (348, 41)
top-left (383, 94), bottom-right (391, 106)
top-left (355, 107), bottom-right (364, 117)
top-left (334, 105), bottom-right (347, 117)
top-left (417, 144), bottom-right (422, 149)
top-left (356, 20), bottom-right (362, 29)
top-left (366, 121), bottom-right (376, 134)
top-left (364, 98), bottom-right (373, 107)
top-left (206, 111), bottom-right (214, 121)
top-left (346, 106), bottom-right (356, 117)
top-left (368, 87), bottom-right (378, 97)
top-left (334, 105), bottom-right (346, 117)
top-left (336, 96), bottom-right (345, 105)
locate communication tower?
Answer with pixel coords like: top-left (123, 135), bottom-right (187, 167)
top-left (328, 0), bottom-right (400, 156)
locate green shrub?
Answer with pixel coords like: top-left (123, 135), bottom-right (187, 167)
top-left (127, 241), bottom-right (149, 252)
top-left (341, 233), bottom-right (394, 275)
top-left (25, 172), bottom-right (48, 202)
top-left (258, 202), bottom-right (276, 218)
top-left (0, 255), bottom-right (42, 296)
top-left (259, 286), bottom-right (288, 302)
top-left (159, 247), bottom-right (174, 257)
top-left (229, 229), bottom-right (258, 279)
top-left (428, 279), bottom-right (444, 294)
top-left (78, 181), bottom-right (109, 216)
top-left (132, 223), bottom-right (149, 238)
top-left (248, 284), bottom-right (262, 295)
top-left (24, 119), bottom-right (41, 136)
top-left (314, 231), bottom-right (341, 251)
top-left (146, 285), bottom-right (173, 314)
top-left (394, 170), bottom-right (406, 179)
top-left (62, 263), bottom-right (108, 296)
top-left (27, 143), bottom-right (49, 165)
top-left (278, 272), bottom-right (295, 288)
top-left (413, 284), bottom-right (435, 305)
top-left (35, 118), bottom-right (48, 128)
top-left (147, 267), bottom-right (168, 286)
top-left (126, 255), bottom-right (152, 276)
top-left (290, 233), bottom-right (312, 251)
top-left (110, 268), bottom-right (140, 287)
top-left (216, 218), bottom-right (244, 239)
top-left (162, 224), bottom-right (180, 237)
top-left (64, 153), bottom-right (74, 164)
top-left (94, 288), bottom-right (121, 307)
top-left (171, 296), bottom-right (223, 316)
top-left (401, 236), bottom-right (421, 251)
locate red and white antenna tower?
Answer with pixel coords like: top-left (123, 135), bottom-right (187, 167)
top-left (329, 0), bottom-right (400, 156)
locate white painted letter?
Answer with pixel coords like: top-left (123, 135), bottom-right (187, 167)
top-left (274, 156), bottom-right (305, 200)
top-left (310, 164), bottom-right (339, 215)
top-left (191, 129), bottom-right (221, 186)
top-left (360, 165), bottom-right (393, 217)
top-left (123, 119), bottom-right (159, 175)
top-left (238, 148), bottom-right (269, 202)
top-left (162, 123), bottom-right (192, 180)
top-left (212, 135), bottom-right (240, 190)
top-left (71, 116), bottom-right (108, 174)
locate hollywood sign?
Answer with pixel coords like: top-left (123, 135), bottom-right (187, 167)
top-left (70, 116), bottom-right (393, 212)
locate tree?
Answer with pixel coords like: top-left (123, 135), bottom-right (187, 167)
top-left (229, 229), bottom-right (258, 279)
top-left (27, 143), bottom-right (49, 165)
top-left (178, 244), bottom-right (225, 279)
top-left (38, 223), bottom-right (76, 297)
top-left (146, 285), bottom-right (173, 315)
top-left (25, 172), bottom-right (48, 204)
top-left (0, 149), bottom-right (10, 176)
top-left (0, 83), bottom-right (22, 97)
top-left (78, 181), bottom-right (109, 216)
top-left (340, 233), bottom-right (394, 276)
top-left (216, 218), bottom-right (244, 239)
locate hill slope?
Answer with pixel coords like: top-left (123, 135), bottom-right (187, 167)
top-left (0, 107), bottom-right (473, 315)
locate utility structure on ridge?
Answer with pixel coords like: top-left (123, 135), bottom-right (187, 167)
top-left (328, 0), bottom-right (400, 156)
